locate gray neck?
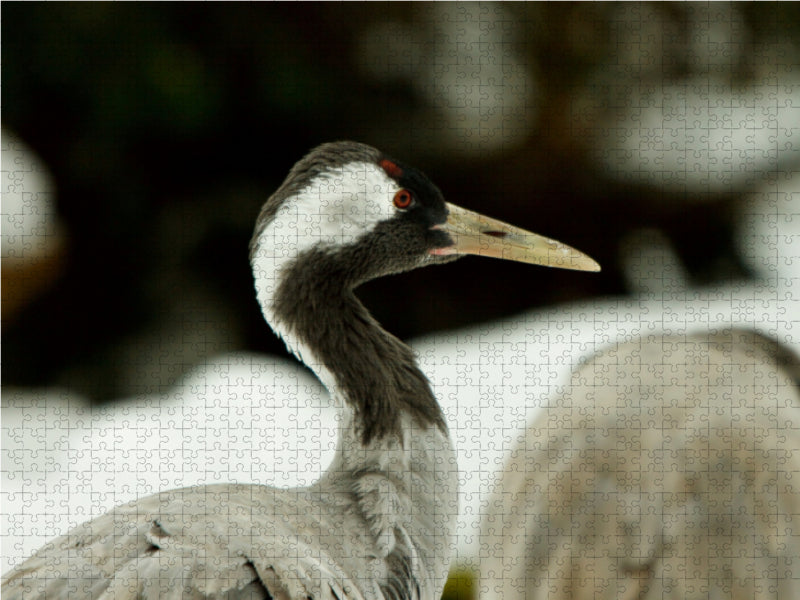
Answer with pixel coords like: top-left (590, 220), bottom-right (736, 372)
top-left (313, 407), bottom-right (458, 600)
top-left (270, 247), bottom-right (448, 446)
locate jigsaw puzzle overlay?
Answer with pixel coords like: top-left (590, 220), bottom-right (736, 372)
top-left (3, 4), bottom-right (799, 600)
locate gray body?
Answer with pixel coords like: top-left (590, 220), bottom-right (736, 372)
top-left (4, 416), bottom-right (456, 600)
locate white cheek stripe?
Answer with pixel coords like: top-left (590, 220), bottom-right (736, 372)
top-left (251, 162), bottom-right (400, 394)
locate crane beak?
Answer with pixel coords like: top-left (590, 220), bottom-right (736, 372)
top-left (431, 202), bottom-right (601, 272)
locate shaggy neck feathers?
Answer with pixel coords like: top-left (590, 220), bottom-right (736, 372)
top-left (271, 247), bottom-right (447, 445)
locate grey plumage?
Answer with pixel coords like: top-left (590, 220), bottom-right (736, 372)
top-left (481, 330), bottom-right (800, 600)
top-left (3, 433), bottom-right (455, 600)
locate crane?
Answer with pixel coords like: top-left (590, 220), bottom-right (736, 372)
top-left (2, 141), bottom-right (599, 600)
top-left (481, 330), bottom-right (800, 600)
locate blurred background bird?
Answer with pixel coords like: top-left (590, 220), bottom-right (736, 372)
top-left (3, 3), bottom-right (799, 598)
top-left (480, 330), bottom-right (800, 600)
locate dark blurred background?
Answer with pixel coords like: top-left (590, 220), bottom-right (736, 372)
top-left (4, 2), bottom-right (799, 402)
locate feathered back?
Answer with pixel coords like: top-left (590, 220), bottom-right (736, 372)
top-left (482, 330), bottom-right (800, 600)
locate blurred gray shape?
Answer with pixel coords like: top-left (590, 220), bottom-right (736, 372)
top-left (571, 4), bottom-right (799, 194)
top-left (355, 2), bottom-right (539, 157)
top-left (480, 330), bottom-right (800, 600)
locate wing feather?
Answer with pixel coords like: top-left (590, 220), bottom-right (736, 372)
top-left (2, 483), bottom-right (374, 600)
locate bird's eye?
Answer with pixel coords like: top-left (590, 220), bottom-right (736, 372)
top-left (393, 189), bottom-right (413, 210)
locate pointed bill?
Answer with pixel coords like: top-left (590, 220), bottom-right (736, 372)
top-left (433, 203), bottom-right (601, 272)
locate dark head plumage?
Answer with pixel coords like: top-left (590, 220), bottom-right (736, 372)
top-left (249, 141), bottom-right (599, 444)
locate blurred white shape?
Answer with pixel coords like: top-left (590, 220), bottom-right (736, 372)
top-left (684, 2), bottom-right (750, 74)
top-left (605, 3), bottom-right (683, 73)
top-left (594, 78), bottom-right (800, 191)
top-left (1, 128), bottom-right (59, 260)
top-left (604, 3), bottom-right (749, 82)
top-left (356, 3), bottom-right (538, 155)
top-left (573, 2), bottom-right (799, 193)
top-left (420, 3), bottom-right (537, 154)
top-left (737, 170), bottom-right (800, 287)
